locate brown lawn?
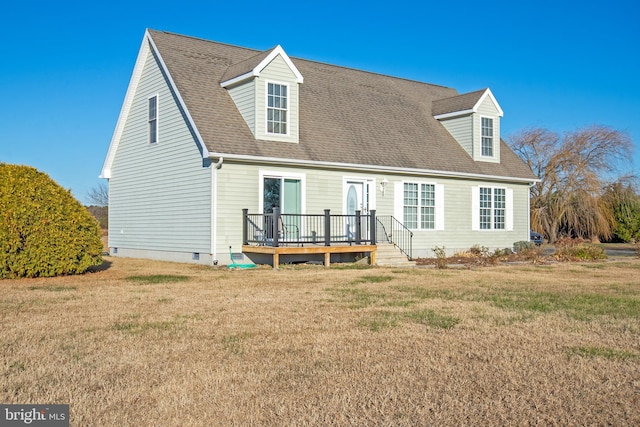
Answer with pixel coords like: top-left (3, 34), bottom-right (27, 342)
top-left (2, 257), bottom-right (639, 425)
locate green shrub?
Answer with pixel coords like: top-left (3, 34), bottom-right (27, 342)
top-left (0, 164), bottom-right (103, 278)
top-left (553, 238), bottom-right (607, 262)
top-left (514, 241), bottom-right (534, 253)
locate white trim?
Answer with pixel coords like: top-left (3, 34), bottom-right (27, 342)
top-left (100, 33), bottom-right (150, 178)
top-left (148, 94), bottom-right (159, 145)
top-left (473, 185), bottom-right (510, 231)
top-left (264, 80), bottom-right (290, 137)
top-left (433, 88), bottom-right (503, 121)
top-left (258, 169), bottom-right (306, 214)
top-left (220, 45), bottom-right (304, 88)
top-left (433, 109), bottom-right (474, 120)
top-left (101, 30), bottom-right (210, 179)
top-left (471, 186), bottom-right (480, 231)
top-left (342, 177), bottom-right (375, 215)
top-left (399, 180), bottom-right (441, 231)
top-left (506, 188), bottom-right (514, 231)
top-left (477, 88), bottom-right (504, 117)
top-left (208, 152), bottom-right (539, 184)
top-left (480, 115), bottom-right (495, 158)
top-left (393, 181), bottom-right (403, 220)
top-left (211, 163), bottom-right (217, 261)
top-left (258, 46), bottom-right (303, 83)
top-left (220, 71), bottom-right (258, 88)
top-left (435, 183), bottom-right (445, 231)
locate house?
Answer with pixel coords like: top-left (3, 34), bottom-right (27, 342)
top-left (100, 29), bottom-right (537, 266)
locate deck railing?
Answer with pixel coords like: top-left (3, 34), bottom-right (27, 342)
top-left (243, 208), bottom-right (376, 247)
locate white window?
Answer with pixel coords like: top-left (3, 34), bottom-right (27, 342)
top-left (474, 186), bottom-right (510, 230)
top-left (403, 182), bottom-right (438, 230)
top-left (267, 83), bottom-right (287, 135)
top-left (481, 117), bottom-right (493, 157)
top-left (148, 95), bottom-right (158, 144)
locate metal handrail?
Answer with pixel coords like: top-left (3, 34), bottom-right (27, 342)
top-left (376, 216), bottom-right (413, 260)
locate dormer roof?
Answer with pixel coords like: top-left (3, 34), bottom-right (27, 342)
top-left (220, 45), bottom-right (303, 88)
top-left (432, 88), bottom-right (504, 119)
top-left (102, 30), bottom-right (536, 183)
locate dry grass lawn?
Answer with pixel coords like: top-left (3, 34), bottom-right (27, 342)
top-left (2, 257), bottom-right (640, 425)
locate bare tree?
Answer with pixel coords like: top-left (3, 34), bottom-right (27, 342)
top-left (509, 125), bottom-right (633, 242)
top-left (87, 182), bottom-right (108, 207)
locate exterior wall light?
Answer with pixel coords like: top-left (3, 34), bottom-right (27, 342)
top-left (379, 178), bottom-right (389, 195)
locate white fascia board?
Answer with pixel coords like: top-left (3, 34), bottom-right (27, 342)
top-left (220, 70), bottom-right (258, 88)
top-left (100, 31), bottom-right (151, 179)
top-left (207, 152), bottom-right (539, 184)
top-left (100, 30), bottom-right (211, 179)
top-left (474, 88), bottom-right (504, 117)
top-left (433, 109), bottom-right (474, 120)
top-left (220, 45), bottom-right (304, 89)
top-left (147, 33), bottom-right (210, 158)
top-left (257, 45), bottom-right (304, 83)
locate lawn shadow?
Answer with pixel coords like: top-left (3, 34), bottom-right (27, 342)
top-left (88, 259), bottom-right (113, 273)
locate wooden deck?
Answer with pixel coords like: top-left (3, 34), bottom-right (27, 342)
top-left (242, 244), bottom-right (377, 268)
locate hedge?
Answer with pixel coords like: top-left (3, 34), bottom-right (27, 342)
top-left (0, 163), bottom-right (103, 278)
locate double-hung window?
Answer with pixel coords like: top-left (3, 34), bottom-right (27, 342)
top-left (481, 117), bottom-right (493, 157)
top-left (403, 183), bottom-right (436, 229)
top-left (267, 83), bottom-right (287, 134)
top-left (478, 187), bottom-right (506, 230)
top-left (148, 95), bottom-right (158, 144)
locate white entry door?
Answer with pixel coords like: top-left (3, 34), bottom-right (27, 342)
top-left (344, 180), bottom-right (370, 240)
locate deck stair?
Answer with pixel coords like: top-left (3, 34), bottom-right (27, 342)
top-left (375, 243), bottom-right (416, 267)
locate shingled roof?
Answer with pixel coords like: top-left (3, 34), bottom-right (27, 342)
top-left (146, 30), bottom-right (536, 181)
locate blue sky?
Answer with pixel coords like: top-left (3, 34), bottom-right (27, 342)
top-left (1, 0), bottom-right (638, 204)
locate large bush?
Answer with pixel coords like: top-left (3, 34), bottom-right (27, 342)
top-left (0, 163), bottom-right (103, 278)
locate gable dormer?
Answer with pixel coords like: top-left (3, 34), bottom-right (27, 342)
top-left (220, 45), bottom-right (303, 144)
top-left (432, 88), bottom-right (503, 163)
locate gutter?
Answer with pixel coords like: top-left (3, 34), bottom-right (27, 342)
top-left (207, 152), bottom-right (540, 184)
top-left (211, 157), bottom-right (223, 265)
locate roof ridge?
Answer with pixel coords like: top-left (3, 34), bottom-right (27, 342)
top-left (148, 29), bottom-right (452, 91)
top-left (291, 54), bottom-right (453, 90)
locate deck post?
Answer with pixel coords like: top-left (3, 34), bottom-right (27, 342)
top-left (355, 210), bottom-right (362, 244)
top-left (370, 209), bottom-right (376, 245)
top-left (242, 208), bottom-right (248, 245)
top-left (324, 209), bottom-right (331, 246)
top-left (272, 207), bottom-right (280, 247)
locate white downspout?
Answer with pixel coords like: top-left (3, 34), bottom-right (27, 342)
top-left (211, 157), bottom-right (223, 264)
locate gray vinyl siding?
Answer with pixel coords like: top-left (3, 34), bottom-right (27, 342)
top-left (439, 115), bottom-right (473, 157)
top-left (473, 97), bottom-right (501, 162)
top-left (108, 47), bottom-right (211, 257)
top-left (214, 161), bottom-right (530, 261)
top-left (255, 55), bottom-right (299, 143)
top-left (377, 175), bottom-right (529, 257)
top-left (227, 81), bottom-right (256, 136)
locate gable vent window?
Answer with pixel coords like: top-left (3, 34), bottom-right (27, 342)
top-left (267, 83), bottom-right (287, 134)
top-left (481, 117), bottom-right (493, 157)
top-left (148, 95), bottom-right (158, 144)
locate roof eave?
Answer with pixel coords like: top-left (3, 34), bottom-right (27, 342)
top-left (433, 109), bottom-right (474, 120)
top-left (207, 152), bottom-right (539, 184)
top-left (220, 70), bottom-right (259, 88)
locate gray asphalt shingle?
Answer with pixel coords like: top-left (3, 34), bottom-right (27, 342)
top-left (148, 30), bottom-right (536, 181)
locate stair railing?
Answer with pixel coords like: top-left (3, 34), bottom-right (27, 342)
top-left (376, 216), bottom-right (413, 260)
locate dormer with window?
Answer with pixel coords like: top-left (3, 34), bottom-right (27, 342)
top-left (220, 45), bottom-right (303, 144)
top-left (432, 88), bottom-right (503, 163)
